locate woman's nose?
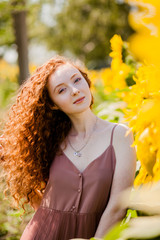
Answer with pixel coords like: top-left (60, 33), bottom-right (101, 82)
top-left (70, 87), bottom-right (80, 96)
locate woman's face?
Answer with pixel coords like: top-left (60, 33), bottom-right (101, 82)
top-left (47, 63), bottom-right (92, 115)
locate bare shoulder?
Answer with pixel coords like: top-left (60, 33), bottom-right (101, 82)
top-left (96, 118), bottom-right (118, 132)
top-left (112, 123), bottom-right (137, 169)
top-left (95, 119), bottom-right (131, 141)
top-left (113, 123), bottom-right (134, 146)
top-left (95, 119), bottom-right (135, 154)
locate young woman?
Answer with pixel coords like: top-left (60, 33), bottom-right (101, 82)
top-left (0, 55), bottom-right (136, 240)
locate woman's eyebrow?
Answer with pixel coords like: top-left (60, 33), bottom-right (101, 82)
top-left (54, 73), bottom-right (79, 92)
top-left (70, 73), bottom-right (78, 79)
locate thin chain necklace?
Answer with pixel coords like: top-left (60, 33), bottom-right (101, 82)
top-left (67, 116), bottom-right (98, 157)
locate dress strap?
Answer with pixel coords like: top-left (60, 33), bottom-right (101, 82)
top-left (110, 124), bottom-right (119, 146)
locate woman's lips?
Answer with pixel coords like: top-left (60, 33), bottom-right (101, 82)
top-left (73, 97), bottom-right (85, 104)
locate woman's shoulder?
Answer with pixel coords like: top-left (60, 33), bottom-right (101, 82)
top-left (97, 118), bottom-right (133, 148)
top-left (112, 122), bottom-right (132, 143)
top-left (111, 122), bottom-right (136, 164)
top-left (96, 118), bottom-right (130, 135)
top-left (95, 119), bottom-right (132, 148)
top-left (96, 118), bottom-right (114, 131)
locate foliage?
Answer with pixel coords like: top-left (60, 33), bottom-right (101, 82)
top-left (0, 172), bottom-right (34, 240)
top-left (0, 60), bottom-right (19, 108)
top-left (0, 0), bottom-right (133, 69)
top-left (45, 0), bottom-right (133, 69)
top-left (0, 0), bottom-right (54, 47)
top-left (99, 222), bottom-right (128, 240)
top-left (0, 59), bottom-right (37, 105)
top-left (0, 1), bottom-right (15, 46)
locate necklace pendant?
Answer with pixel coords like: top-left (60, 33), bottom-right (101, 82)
top-left (74, 151), bottom-right (82, 157)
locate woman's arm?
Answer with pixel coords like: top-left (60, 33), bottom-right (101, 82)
top-left (94, 124), bottom-right (137, 238)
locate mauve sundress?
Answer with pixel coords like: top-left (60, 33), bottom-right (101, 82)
top-left (20, 124), bottom-right (118, 240)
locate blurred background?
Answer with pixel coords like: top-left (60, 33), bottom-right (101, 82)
top-left (1, 0), bottom-right (160, 239)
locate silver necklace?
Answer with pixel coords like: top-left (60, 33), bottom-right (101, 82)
top-left (68, 116), bottom-right (98, 157)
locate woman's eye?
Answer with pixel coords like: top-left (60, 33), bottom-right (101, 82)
top-left (74, 78), bottom-right (81, 83)
top-left (58, 88), bottom-right (66, 94)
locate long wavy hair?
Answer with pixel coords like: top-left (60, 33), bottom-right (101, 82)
top-left (0, 55), bottom-right (93, 216)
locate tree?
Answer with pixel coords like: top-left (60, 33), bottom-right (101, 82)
top-left (0, 0), bottom-right (29, 84)
top-left (0, 0), bottom-right (52, 84)
top-left (12, 0), bottom-right (29, 84)
top-left (45, 0), bottom-right (134, 69)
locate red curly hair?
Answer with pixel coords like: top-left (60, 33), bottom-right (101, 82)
top-left (0, 55), bottom-right (93, 216)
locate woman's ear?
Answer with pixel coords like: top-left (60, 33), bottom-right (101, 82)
top-left (90, 93), bottom-right (94, 108)
top-left (53, 104), bottom-right (59, 110)
top-left (48, 101), bottom-right (59, 110)
top-left (50, 104), bottom-right (59, 110)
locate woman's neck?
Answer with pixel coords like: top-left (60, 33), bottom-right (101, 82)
top-left (67, 110), bottom-right (97, 139)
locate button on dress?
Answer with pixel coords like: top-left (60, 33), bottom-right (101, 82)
top-left (20, 124), bottom-right (118, 240)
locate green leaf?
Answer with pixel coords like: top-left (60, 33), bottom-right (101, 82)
top-left (90, 222), bottom-right (128, 240)
top-left (104, 222), bottom-right (128, 240)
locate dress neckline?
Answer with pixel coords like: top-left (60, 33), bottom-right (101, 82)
top-left (62, 144), bottom-right (114, 175)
